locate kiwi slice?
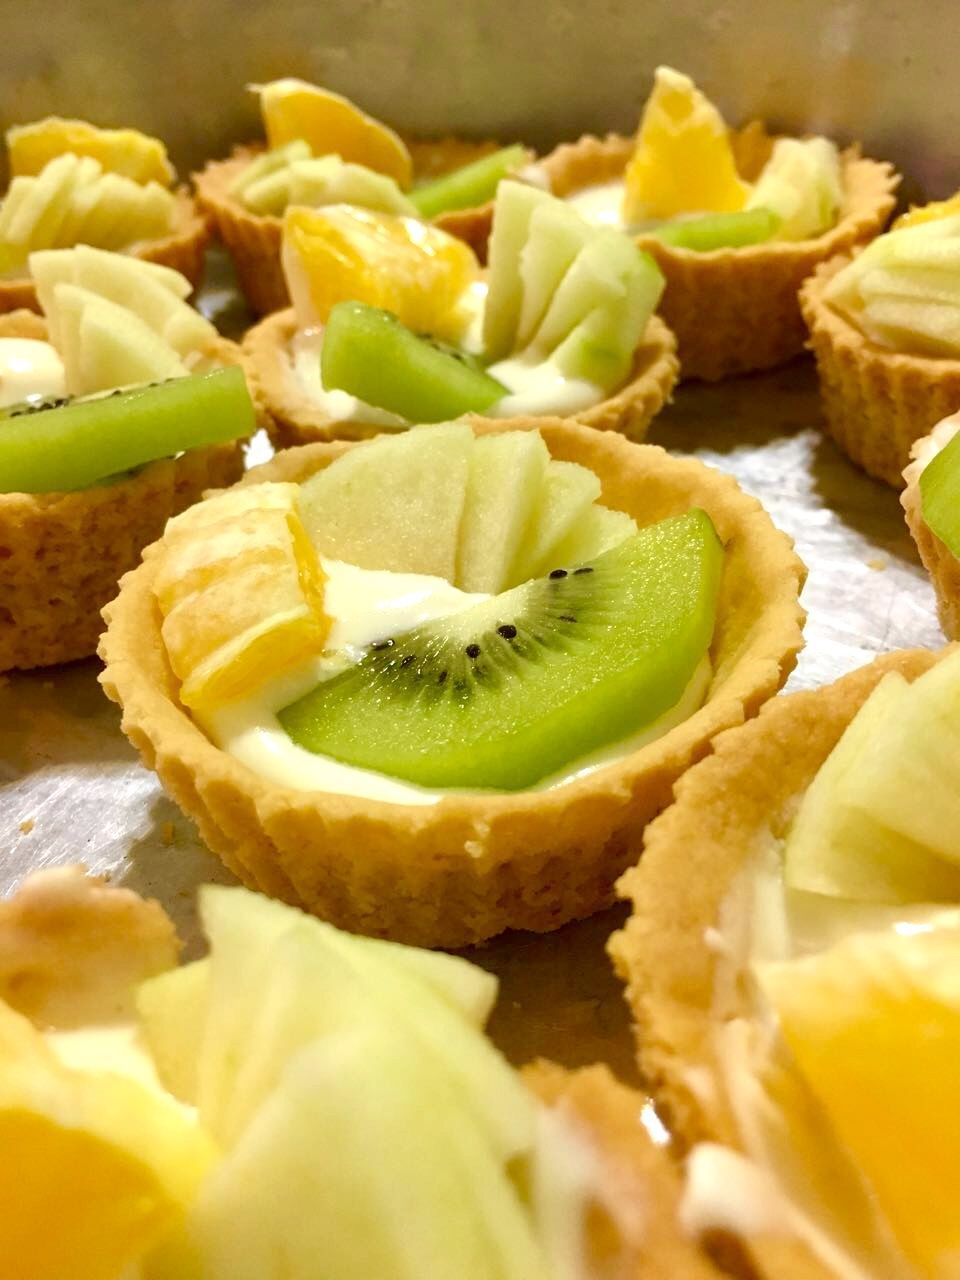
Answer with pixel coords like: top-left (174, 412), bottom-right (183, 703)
top-left (920, 429), bottom-right (960, 558)
top-left (409, 145), bottom-right (529, 220)
top-left (321, 301), bottom-right (507, 423)
top-left (651, 208), bottom-right (781, 251)
top-left (0, 367), bottom-right (255, 495)
top-left (279, 510), bottom-right (723, 790)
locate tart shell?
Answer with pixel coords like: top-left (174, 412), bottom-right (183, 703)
top-left (610, 648), bottom-right (944, 1280)
top-left (243, 306), bottom-right (679, 448)
top-left (100, 416), bottom-right (805, 948)
top-left (0, 312), bottom-right (247, 671)
top-left (902, 435), bottom-right (960, 639)
top-left (194, 138), bottom-right (516, 316)
top-left (0, 189), bottom-right (211, 314)
top-left (801, 259), bottom-right (960, 487)
top-left (539, 135), bottom-right (898, 382)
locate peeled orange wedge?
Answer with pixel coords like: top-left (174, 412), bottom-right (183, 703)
top-left (0, 999), bottom-right (214, 1280)
top-left (153, 484), bottom-right (331, 710)
top-left (622, 66), bottom-right (750, 223)
top-left (282, 204), bottom-right (480, 341)
top-left (759, 928), bottom-right (960, 1275)
top-left (254, 78), bottom-right (413, 189)
top-left (6, 117), bottom-right (175, 187)
top-left (894, 192), bottom-right (960, 230)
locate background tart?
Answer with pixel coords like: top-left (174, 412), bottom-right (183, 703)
top-left (195, 137), bottom-right (513, 316)
top-left (610, 648), bottom-right (943, 1280)
top-left (0, 311), bottom-right (245, 672)
top-left (242, 304), bottom-right (679, 447)
top-left (99, 416), bottom-right (805, 949)
top-left (540, 133), bottom-right (897, 382)
top-left (0, 189), bottom-right (211, 315)
top-left (802, 257), bottom-right (960, 487)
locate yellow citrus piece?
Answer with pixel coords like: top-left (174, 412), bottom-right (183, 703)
top-left (6, 117), bottom-right (174, 187)
top-left (760, 928), bottom-right (960, 1275)
top-left (254, 78), bottom-right (413, 189)
top-left (282, 204), bottom-right (479, 341)
top-left (153, 483), bottom-right (331, 710)
top-left (622, 66), bottom-right (751, 223)
top-left (894, 192), bottom-right (960, 230)
top-left (0, 998), bottom-right (215, 1280)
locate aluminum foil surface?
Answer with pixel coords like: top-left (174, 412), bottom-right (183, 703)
top-left (0, 254), bottom-right (944, 1077)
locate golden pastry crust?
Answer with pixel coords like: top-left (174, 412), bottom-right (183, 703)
top-left (0, 188), bottom-right (210, 314)
top-left (902, 435), bottom-right (960, 638)
top-left (100, 417), bottom-right (805, 948)
top-left (802, 259), bottom-right (960, 487)
top-left (0, 312), bottom-right (247, 671)
top-left (243, 305), bottom-right (679, 448)
top-left (609, 648), bottom-right (943, 1280)
top-left (539, 135), bottom-right (898, 382)
top-left (194, 138), bottom-right (517, 315)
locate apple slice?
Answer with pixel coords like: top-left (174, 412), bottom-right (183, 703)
top-left (529, 502), bottom-right (637, 575)
top-left (507, 458), bottom-right (601, 588)
top-left (482, 179), bottom-right (556, 360)
top-left (137, 960), bottom-right (210, 1104)
top-left (514, 201), bottom-right (594, 346)
top-left (288, 156), bottom-right (415, 214)
top-left (745, 136), bottom-right (842, 240)
top-left (920, 428), bottom-right (960, 557)
top-left (531, 230), bottom-right (647, 352)
top-left (227, 140), bottom-right (312, 199)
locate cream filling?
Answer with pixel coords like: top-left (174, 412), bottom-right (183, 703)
top-left (201, 557), bottom-right (712, 806)
top-left (0, 337), bottom-right (66, 408)
top-left (564, 179), bottom-right (633, 230)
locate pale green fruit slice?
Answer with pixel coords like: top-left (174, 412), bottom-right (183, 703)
top-left (746, 136), bottom-right (842, 240)
top-left (785, 668), bottom-right (960, 901)
top-left (858, 296), bottom-right (960, 356)
top-left (542, 502), bottom-right (637, 571)
top-left (289, 156), bottom-right (415, 215)
top-left (137, 959), bottom-right (210, 1104)
top-left (0, 177), bottom-right (33, 241)
top-left (482, 179), bottom-right (555, 360)
top-left (297, 421), bottom-right (475, 582)
top-left (456, 431), bottom-right (551, 592)
top-left (240, 167), bottom-right (294, 215)
top-left (355, 936), bottom-right (498, 1026)
top-left (6, 153), bottom-right (78, 248)
top-left (227, 141), bottom-right (312, 198)
top-left (531, 229), bottom-right (642, 353)
top-left (515, 201), bottom-right (593, 347)
top-left (506, 458), bottom-right (601, 588)
top-left (70, 174), bottom-right (131, 247)
top-left (920, 427), bottom-right (960, 558)
top-left (856, 264), bottom-right (960, 307)
top-left (43, 156), bottom-right (101, 247)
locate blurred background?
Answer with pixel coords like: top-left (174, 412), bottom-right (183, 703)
top-left (0, 0), bottom-right (954, 196)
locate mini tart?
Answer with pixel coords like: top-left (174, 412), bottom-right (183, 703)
top-left (0, 312), bottom-right (246, 672)
top-left (902, 429), bottom-right (960, 638)
top-left (99, 416), bottom-right (805, 948)
top-left (0, 189), bottom-right (211, 314)
top-left (194, 138), bottom-right (511, 316)
top-left (801, 257), bottom-right (960, 487)
top-left (539, 133), bottom-right (898, 382)
top-left (610, 648), bottom-right (943, 1280)
top-left (243, 306), bottom-right (679, 448)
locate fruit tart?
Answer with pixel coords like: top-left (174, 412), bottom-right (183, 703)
top-left (902, 410), bottom-right (960, 638)
top-left (243, 179), bottom-right (679, 448)
top-left (613, 644), bottom-right (960, 1280)
top-left (0, 246), bottom-right (255, 672)
top-left (801, 205), bottom-right (960, 486)
top-left (194, 78), bottom-right (533, 314)
top-left (100, 417), bottom-right (805, 947)
top-left (0, 116), bottom-right (210, 313)
top-left (0, 864), bottom-right (730, 1280)
top-left (538, 66), bottom-right (898, 381)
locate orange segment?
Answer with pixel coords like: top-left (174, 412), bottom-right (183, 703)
top-left (622, 66), bottom-right (750, 223)
top-left (254, 78), bottom-right (413, 189)
top-left (153, 483), bottom-right (331, 709)
top-left (760, 928), bottom-right (960, 1275)
top-left (6, 117), bottom-right (174, 187)
top-left (894, 192), bottom-right (960, 230)
top-left (282, 204), bottom-right (479, 341)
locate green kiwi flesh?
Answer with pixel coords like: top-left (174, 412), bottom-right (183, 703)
top-left (278, 509), bottom-right (723, 790)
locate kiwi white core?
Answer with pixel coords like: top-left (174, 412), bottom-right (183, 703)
top-left (200, 557), bottom-right (711, 804)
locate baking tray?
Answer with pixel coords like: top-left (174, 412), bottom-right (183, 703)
top-left (0, 247), bottom-right (944, 1083)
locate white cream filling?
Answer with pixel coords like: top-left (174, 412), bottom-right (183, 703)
top-left (485, 355), bottom-right (606, 418)
top-left (564, 179), bottom-right (632, 230)
top-left (0, 337), bottom-right (66, 408)
top-left (201, 557), bottom-right (712, 806)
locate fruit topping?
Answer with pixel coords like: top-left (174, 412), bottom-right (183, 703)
top-left (6, 116), bottom-right (175, 187)
top-left (822, 215), bottom-right (960, 356)
top-left (281, 204), bottom-right (480, 342)
top-left (651, 207), bottom-right (781, 251)
top-left (320, 301), bottom-right (506, 423)
top-left (622, 66), bottom-right (750, 225)
top-left (784, 648), bottom-right (960, 902)
top-left (0, 365), bottom-right (255, 495)
top-left (920, 426), bottom-right (960, 557)
top-left (228, 144), bottom-right (415, 218)
top-left (409, 144), bottom-right (532, 219)
top-left (744, 137), bottom-right (842, 240)
top-left (153, 481), bottom-right (331, 709)
top-left (252, 78), bottom-right (413, 189)
top-left (278, 511), bottom-right (723, 790)
top-left (894, 191), bottom-right (960, 230)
